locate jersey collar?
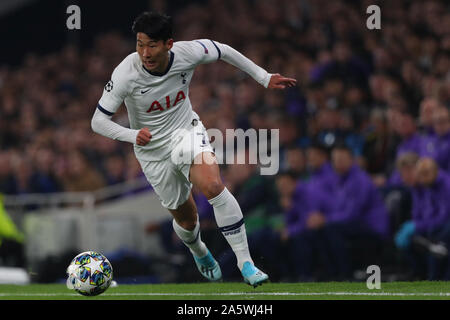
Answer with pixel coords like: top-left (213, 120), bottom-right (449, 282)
top-left (142, 51), bottom-right (174, 77)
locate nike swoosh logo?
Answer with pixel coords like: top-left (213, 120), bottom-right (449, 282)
top-left (141, 88), bottom-right (151, 94)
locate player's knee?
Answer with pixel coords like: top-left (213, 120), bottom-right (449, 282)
top-left (203, 180), bottom-right (225, 199)
top-left (175, 217), bottom-right (197, 231)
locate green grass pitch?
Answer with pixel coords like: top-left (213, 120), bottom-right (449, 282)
top-left (0, 281), bottom-right (450, 300)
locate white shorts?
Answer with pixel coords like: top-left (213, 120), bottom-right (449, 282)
top-left (137, 119), bottom-right (214, 210)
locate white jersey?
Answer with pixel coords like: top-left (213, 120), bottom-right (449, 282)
top-left (95, 39), bottom-right (271, 162)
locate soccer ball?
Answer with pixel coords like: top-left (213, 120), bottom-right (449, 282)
top-left (66, 251), bottom-right (113, 296)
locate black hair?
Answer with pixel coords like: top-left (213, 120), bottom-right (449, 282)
top-left (276, 169), bottom-right (299, 181)
top-left (307, 139), bottom-right (330, 155)
top-left (332, 141), bottom-right (353, 156)
top-left (132, 12), bottom-right (173, 41)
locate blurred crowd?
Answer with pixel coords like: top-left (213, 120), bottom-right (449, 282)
top-left (0, 33), bottom-right (145, 194)
top-left (1, 0), bottom-right (450, 281)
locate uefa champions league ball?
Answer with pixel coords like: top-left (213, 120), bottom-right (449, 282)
top-left (66, 251), bottom-right (113, 296)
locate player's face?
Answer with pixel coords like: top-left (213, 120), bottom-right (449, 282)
top-left (136, 32), bottom-right (173, 73)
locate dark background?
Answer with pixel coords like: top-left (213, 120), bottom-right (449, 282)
top-left (0, 0), bottom-right (201, 66)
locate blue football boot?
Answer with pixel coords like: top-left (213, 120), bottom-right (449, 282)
top-left (241, 261), bottom-right (269, 287)
top-left (193, 249), bottom-right (222, 281)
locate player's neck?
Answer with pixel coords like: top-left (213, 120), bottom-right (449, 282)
top-left (159, 51), bottom-right (170, 73)
top-left (143, 51), bottom-right (173, 76)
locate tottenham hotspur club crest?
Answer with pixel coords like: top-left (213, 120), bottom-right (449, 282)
top-left (181, 72), bottom-right (187, 84)
top-left (105, 80), bottom-right (113, 92)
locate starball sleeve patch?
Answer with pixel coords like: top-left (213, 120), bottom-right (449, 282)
top-left (105, 80), bottom-right (114, 92)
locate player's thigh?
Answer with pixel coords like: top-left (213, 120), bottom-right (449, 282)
top-left (189, 152), bottom-right (224, 199)
top-left (138, 158), bottom-right (192, 211)
top-left (172, 120), bottom-right (224, 199)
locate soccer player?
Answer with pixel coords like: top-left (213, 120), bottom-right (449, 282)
top-left (91, 12), bottom-right (296, 287)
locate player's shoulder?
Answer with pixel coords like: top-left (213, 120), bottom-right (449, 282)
top-left (105, 52), bottom-right (139, 94)
top-left (111, 52), bottom-right (140, 81)
top-left (173, 39), bottom-right (212, 52)
top-left (172, 40), bottom-right (197, 51)
top-left (172, 40), bottom-right (195, 56)
top-left (172, 40), bottom-right (208, 63)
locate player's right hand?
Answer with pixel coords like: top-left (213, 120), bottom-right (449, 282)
top-left (136, 127), bottom-right (152, 146)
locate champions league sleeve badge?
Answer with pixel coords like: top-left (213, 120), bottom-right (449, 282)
top-left (105, 80), bottom-right (114, 92)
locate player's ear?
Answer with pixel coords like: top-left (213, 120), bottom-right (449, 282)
top-left (165, 38), bottom-right (174, 50)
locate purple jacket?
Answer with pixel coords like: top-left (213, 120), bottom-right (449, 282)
top-left (411, 171), bottom-right (450, 233)
top-left (285, 163), bottom-right (337, 236)
top-left (390, 133), bottom-right (436, 187)
top-left (396, 133), bottom-right (435, 158)
top-left (305, 163), bottom-right (337, 214)
top-left (285, 163), bottom-right (337, 235)
top-left (323, 165), bottom-right (389, 237)
top-left (285, 180), bottom-right (335, 236)
top-left (387, 170), bottom-right (403, 188)
top-left (285, 182), bottom-right (312, 236)
top-left (429, 132), bottom-right (450, 173)
top-left (308, 163), bottom-right (336, 191)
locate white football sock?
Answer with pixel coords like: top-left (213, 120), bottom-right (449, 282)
top-left (208, 187), bottom-right (253, 270)
top-left (172, 216), bottom-right (208, 258)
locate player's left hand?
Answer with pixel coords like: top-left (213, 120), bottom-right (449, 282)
top-left (268, 73), bottom-right (297, 89)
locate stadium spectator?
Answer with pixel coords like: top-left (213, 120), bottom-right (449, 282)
top-left (314, 108), bottom-right (341, 149)
top-left (392, 112), bottom-right (434, 158)
top-left (387, 152), bottom-right (420, 189)
top-left (384, 152), bottom-right (419, 234)
top-left (282, 178), bottom-right (319, 281)
top-left (384, 111), bottom-right (435, 190)
top-left (281, 146), bottom-right (309, 181)
top-left (310, 40), bottom-right (370, 87)
top-left (313, 144), bottom-right (389, 280)
top-left (395, 158), bottom-right (450, 280)
top-left (303, 142), bottom-right (335, 211)
top-left (59, 151), bottom-right (106, 192)
top-left (283, 141), bottom-right (334, 275)
top-left (418, 97), bottom-right (441, 137)
top-left (337, 111), bottom-right (365, 159)
top-left (429, 107), bottom-right (450, 173)
top-left (362, 108), bottom-right (398, 181)
top-left (29, 147), bottom-right (62, 194)
top-left (275, 170), bottom-right (312, 281)
top-left (281, 145), bottom-right (337, 281)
